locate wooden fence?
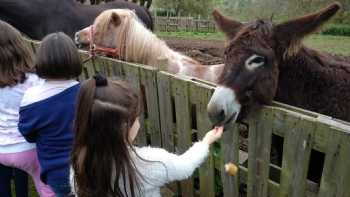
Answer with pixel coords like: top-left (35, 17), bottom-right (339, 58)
top-left (27, 39), bottom-right (350, 197)
top-left (154, 16), bottom-right (217, 33)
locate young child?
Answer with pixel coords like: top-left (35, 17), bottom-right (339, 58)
top-left (0, 20), bottom-right (53, 197)
top-left (71, 75), bottom-right (224, 197)
top-left (19, 32), bottom-right (82, 197)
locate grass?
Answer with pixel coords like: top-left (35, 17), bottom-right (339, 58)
top-left (304, 35), bottom-right (350, 55)
top-left (28, 180), bottom-right (38, 197)
top-left (157, 31), bottom-right (225, 41)
top-left (10, 178), bottom-right (38, 197)
top-left (157, 31), bottom-right (350, 56)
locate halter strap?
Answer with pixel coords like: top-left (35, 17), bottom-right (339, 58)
top-left (88, 25), bottom-right (121, 59)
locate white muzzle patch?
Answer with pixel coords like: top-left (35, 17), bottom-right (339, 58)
top-left (207, 86), bottom-right (241, 125)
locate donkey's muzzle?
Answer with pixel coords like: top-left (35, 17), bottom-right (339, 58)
top-left (207, 86), bottom-right (241, 127)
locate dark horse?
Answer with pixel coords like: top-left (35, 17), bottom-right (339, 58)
top-left (207, 2), bottom-right (350, 126)
top-left (77, 0), bottom-right (152, 9)
top-left (207, 2), bottom-right (350, 183)
top-left (0, 0), bottom-right (153, 40)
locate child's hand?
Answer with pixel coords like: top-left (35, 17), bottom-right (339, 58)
top-left (202, 126), bottom-right (224, 145)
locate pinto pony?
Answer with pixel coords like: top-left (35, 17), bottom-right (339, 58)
top-left (0, 0), bottom-right (153, 40)
top-left (75, 9), bottom-right (224, 82)
top-left (207, 2), bottom-right (350, 126)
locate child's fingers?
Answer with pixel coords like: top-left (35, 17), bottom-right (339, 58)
top-left (212, 126), bottom-right (224, 139)
top-left (214, 126), bottom-right (224, 133)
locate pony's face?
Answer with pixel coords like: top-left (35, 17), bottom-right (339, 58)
top-left (75, 26), bottom-right (91, 46)
top-left (207, 3), bottom-right (341, 126)
top-left (75, 9), bottom-right (137, 49)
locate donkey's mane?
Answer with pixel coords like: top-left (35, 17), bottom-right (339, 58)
top-left (235, 19), bottom-right (274, 39)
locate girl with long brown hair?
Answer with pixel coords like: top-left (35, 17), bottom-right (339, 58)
top-left (0, 20), bottom-right (54, 197)
top-left (71, 75), bottom-right (223, 197)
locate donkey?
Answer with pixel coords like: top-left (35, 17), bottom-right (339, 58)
top-left (207, 2), bottom-right (350, 126)
top-left (74, 9), bottom-right (224, 82)
top-left (0, 0), bottom-right (153, 40)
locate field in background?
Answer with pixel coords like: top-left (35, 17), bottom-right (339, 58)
top-left (158, 31), bottom-right (350, 56)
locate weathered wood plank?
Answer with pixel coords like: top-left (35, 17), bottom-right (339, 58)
top-left (247, 107), bottom-right (273, 197)
top-left (140, 67), bottom-right (162, 147)
top-left (279, 114), bottom-right (315, 197)
top-left (83, 56), bottom-right (96, 79)
top-left (267, 106), bottom-right (335, 153)
top-left (318, 126), bottom-right (350, 197)
top-left (78, 52), bottom-right (90, 80)
top-left (189, 81), bottom-right (215, 197)
top-left (157, 72), bottom-right (176, 152)
top-left (172, 77), bottom-right (194, 197)
top-left (221, 123), bottom-right (240, 197)
top-left (93, 57), bottom-right (109, 76)
top-left (121, 64), bottom-right (147, 146)
top-left (109, 60), bottom-right (125, 80)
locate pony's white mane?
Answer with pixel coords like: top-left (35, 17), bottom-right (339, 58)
top-left (109, 9), bottom-right (197, 68)
top-left (93, 9), bottom-right (222, 82)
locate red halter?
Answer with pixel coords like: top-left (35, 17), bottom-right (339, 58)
top-left (89, 25), bottom-right (120, 59)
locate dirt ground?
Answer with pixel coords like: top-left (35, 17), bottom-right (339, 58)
top-left (163, 37), bottom-right (225, 65)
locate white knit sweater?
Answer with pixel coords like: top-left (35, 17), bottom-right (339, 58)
top-left (71, 141), bottom-right (209, 197)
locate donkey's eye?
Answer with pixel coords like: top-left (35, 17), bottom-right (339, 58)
top-left (245, 54), bottom-right (266, 71)
top-left (251, 56), bottom-right (265, 64)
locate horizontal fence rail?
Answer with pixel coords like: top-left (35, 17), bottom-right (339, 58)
top-left (26, 39), bottom-right (350, 197)
top-left (154, 16), bottom-right (217, 33)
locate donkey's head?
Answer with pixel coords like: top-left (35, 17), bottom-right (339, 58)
top-left (207, 3), bottom-right (341, 126)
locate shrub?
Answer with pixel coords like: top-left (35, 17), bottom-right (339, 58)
top-left (321, 24), bottom-right (350, 37)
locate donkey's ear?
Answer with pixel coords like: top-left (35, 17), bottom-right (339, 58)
top-left (111, 12), bottom-right (121, 26)
top-left (274, 2), bottom-right (341, 54)
top-left (212, 10), bottom-right (242, 40)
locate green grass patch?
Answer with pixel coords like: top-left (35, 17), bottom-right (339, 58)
top-left (322, 24), bottom-right (350, 37)
top-left (304, 35), bottom-right (350, 56)
top-left (28, 179), bottom-right (39, 197)
top-left (11, 178), bottom-right (38, 197)
top-left (157, 31), bottom-right (225, 41)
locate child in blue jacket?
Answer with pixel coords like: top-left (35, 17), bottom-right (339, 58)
top-left (19, 32), bottom-right (82, 197)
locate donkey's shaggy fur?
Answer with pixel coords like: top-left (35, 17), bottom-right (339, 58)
top-left (210, 2), bottom-right (350, 122)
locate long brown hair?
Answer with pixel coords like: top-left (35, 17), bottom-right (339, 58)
top-left (0, 20), bottom-right (34, 87)
top-left (71, 76), bottom-right (141, 197)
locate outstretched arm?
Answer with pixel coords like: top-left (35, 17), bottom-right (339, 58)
top-left (136, 127), bottom-right (223, 186)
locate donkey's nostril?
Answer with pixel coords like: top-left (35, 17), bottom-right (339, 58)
top-left (208, 109), bottom-right (226, 126)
